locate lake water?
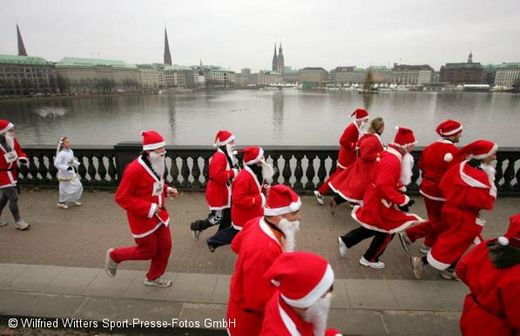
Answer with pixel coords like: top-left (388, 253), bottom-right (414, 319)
top-left (1, 89), bottom-right (519, 147)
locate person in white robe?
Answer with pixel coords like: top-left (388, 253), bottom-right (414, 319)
top-left (54, 137), bottom-right (83, 209)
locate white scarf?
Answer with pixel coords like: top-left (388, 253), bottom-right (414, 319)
top-left (303, 292), bottom-right (333, 336)
top-left (149, 151), bottom-right (166, 178)
top-left (225, 143), bottom-right (238, 167)
top-left (400, 152), bottom-right (414, 186)
top-left (278, 218), bottom-right (300, 252)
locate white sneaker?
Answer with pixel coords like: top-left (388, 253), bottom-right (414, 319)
top-left (398, 231), bottom-right (412, 253)
top-left (15, 220), bottom-right (30, 230)
top-left (0, 216), bottom-right (7, 227)
top-left (439, 270), bottom-right (460, 281)
top-left (420, 244), bottom-right (431, 255)
top-left (57, 203), bottom-right (69, 209)
top-left (337, 237), bottom-right (348, 257)
top-left (104, 248), bottom-right (117, 277)
top-left (313, 190), bottom-right (325, 206)
top-left (411, 256), bottom-right (425, 280)
top-left (144, 276), bottom-right (172, 288)
top-left (359, 256), bottom-right (385, 269)
top-left (73, 201), bottom-right (82, 206)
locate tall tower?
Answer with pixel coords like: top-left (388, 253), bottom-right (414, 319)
top-left (467, 51), bottom-right (473, 64)
top-left (276, 42), bottom-right (284, 73)
top-left (272, 44), bottom-right (277, 71)
top-left (17, 24), bottom-right (27, 56)
top-left (164, 28), bottom-right (172, 66)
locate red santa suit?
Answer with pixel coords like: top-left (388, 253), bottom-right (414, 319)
top-left (261, 252), bottom-right (342, 336)
top-left (205, 148), bottom-right (238, 210)
top-left (110, 130), bottom-right (173, 281)
top-left (427, 141), bottom-right (497, 270)
top-left (456, 213), bottom-right (520, 336)
top-left (227, 185), bottom-right (301, 336)
top-left (0, 120), bottom-right (28, 188)
top-left (231, 146), bottom-right (267, 230)
top-left (317, 108), bottom-right (368, 195)
top-left (329, 132), bottom-right (384, 204)
top-left (406, 119), bottom-right (462, 247)
top-left (352, 145), bottom-right (423, 234)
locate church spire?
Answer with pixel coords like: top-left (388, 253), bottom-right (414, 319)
top-left (279, 41), bottom-right (283, 55)
top-left (272, 43), bottom-right (278, 71)
top-left (467, 51), bottom-right (473, 63)
top-left (164, 28), bottom-right (172, 66)
top-left (17, 24), bottom-right (27, 56)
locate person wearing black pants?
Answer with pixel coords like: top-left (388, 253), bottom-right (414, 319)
top-left (339, 227), bottom-right (394, 268)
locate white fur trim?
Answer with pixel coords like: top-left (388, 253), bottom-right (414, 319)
top-left (419, 190), bottom-right (446, 202)
top-left (131, 221), bottom-right (168, 238)
top-left (243, 165), bottom-right (262, 192)
top-left (281, 264), bottom-right (334, 309)
top-left (260, 193), bottom-right (267, 207)
top-left (443, 153), bottom-right (453, 162)
top-left (336, 162), bottom-right (347, 169)
top-left (278, 303), bottom-right (301, 336)
top-left (0, 122), bottom-right (14, 134)
top-left (214, 134), bottom-right (235, 147)
top-left (426, 250), bottom-right (451, 271)
top-left (498, 237), bottom-right (509, 246)
top-left (328, 182), bottom-right (363, 204)
top-left (143, 141), bottom-right (166, 151)
top-left (264, 198), bottom-right (302, 216)
top-left (468, 143), bottom-right (498, 160)
top-left (400, 195), bottom-right (410, 207)
top-left (392, 141), bottom-right (417, 148)
top-left (351, 205), bottom-right (424, 234)
top-left (137, 156), bottom-right (159, 182)
top-left (244, 147), bottom-right (264, 165)
top-left (459, 161), bottom-right (489, 189)
top-left (440, 125), bottom-right (463, 136)
top-left (475, 217), bottom-right (486, 227)
top-left (386, 146), bottom-right (403, 161)
top-left (231, 223), bottom-right (243, 231)
top-left (148, 203), bottom-right (157, 219)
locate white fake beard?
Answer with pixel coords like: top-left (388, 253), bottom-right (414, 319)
top-left (225, 143), bottom-right (238, 166)
top-left (5, 132), bottom-right (15, 150)
top-left (359, 121), bottom-right (369, 134)
top-left (149, 152), bottom-right (166, 178)
top-left (481, 162), bottom-right (496, 183)
top-left (400, 152), bottom-right (414, 186)
top-left (278, 218), bottom-right (300, 252)
top-left (303, 292), bottom-right (333, 336)
top-left (261, 160), bottom-right (274, 181)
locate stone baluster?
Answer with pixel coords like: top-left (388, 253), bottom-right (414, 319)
top-left (293, 153), bottom-right (304, 189)
top-left (305, 154), bottom-right (316, 190)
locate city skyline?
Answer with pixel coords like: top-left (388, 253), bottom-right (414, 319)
top-left (1, 0), bottom-right (519, 72)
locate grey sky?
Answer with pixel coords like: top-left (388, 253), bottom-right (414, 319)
top-left (1, 0), bottom-right (519, 71)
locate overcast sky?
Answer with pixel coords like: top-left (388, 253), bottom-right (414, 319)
top-left (1, 0), bottom-right (519, 72)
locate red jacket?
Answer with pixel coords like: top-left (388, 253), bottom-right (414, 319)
top-left (456, 241), bottom-right (520, 336)
top-left (0, 138), bottom-right (28, 188)
top-left (205, 149), bottom-right (237, 210)
top-left (260, 293), bottom-right (342, 336)
top-left (231, 165), bottom-right (266, 228)
top-left (352, 146), bottom-right (423, 233)
top-left (227, 217), bottom-right (285, 335)
top-left (337, 122), bottom-right (360, 169)
top-left (115, 156), bottom-right (170, 238)
top-left (419, 139), bottom-right (458, 201)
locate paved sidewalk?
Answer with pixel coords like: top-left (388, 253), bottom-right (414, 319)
top-left (0, 189), bottom-right (517, 279)
top-left (0, 263), bottom-right (465, 336)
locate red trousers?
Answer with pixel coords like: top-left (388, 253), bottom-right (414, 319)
top-left (405, 197), bottom-right (445, 247)
top-left (111, 224), bottom-right (172, 281)
top-left (318, 166), bottom-right (345, 195)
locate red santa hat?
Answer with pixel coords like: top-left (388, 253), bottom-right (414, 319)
top-left (392, 126), bottom-right (417, 147)
top-left (264, 185), bottom-right (301, 216)
top-left (242, 146), bottom-right (264, 165)
top-left (350, 108), bottom-right (369, 121)
top-left (0, 119), bottom-right (14, 135)
top-left (458, 140), bottom-right (498, 161)
top-left (141, 130), bottom-right (165, 151)
top-left (436, 119), bottom-right (463, 137)
top-left (264, 252), bottom-right (334, 309)
top-left (498, 213), bottom-right (520, 248)
top-left (213, 130), bottom-right (235, 147)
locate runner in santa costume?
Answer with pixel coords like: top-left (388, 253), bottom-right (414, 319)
top-left (105, 130), bottom-right (179, 288)
top-left (337, 127), bottom-right (423, 269)
top-left (206, 146), bottom-right (273, 251)
top-left (399, 119), bottom-right (462, 255)
top-left (260, 252), bottom-right (343, 336)
top-left (456, 213), bottom-right (520, 336)
top-left (227, 184), bottom-right (302, 336)
top-left (314, 108), bottom-right (369, 205)
top-left (0, 120), bottom-right (30, 230)
top-left (328, 117), bottom-right (385, 214)
top-left (190, 130), bottom-right (238, 239)
top-left (411, 140), bottom-right (498, 280)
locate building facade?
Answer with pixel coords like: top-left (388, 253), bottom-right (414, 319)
top-left (493, 63), bottom-right (520, 88)
top-left (300, 67), bottom-right (329, 88)
top-left (0, 55), bottom-right (58, 96)
top-left (439, 53), bottom-right (486, 85)
top-left (392, 64), bottom-right (434, 85)
top-left (257, 71), bottom-right (282, 86)
top-left (163, 65), bottom-right (196, 88)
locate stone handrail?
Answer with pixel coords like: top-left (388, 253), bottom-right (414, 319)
top-left (17, 143), bottom-right (520, 196)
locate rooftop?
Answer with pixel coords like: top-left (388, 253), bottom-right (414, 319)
top-left (164, 64), bottom-right (194, 71)
top-left (0, 54), bottom-right (51, 65)
top-left (56, 57), bottom-right (137, 69)
top-left (442, 62), bottom-right (483, 69)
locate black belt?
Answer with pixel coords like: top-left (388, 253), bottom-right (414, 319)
top-left (0, 168), bottom-right (14, 171)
